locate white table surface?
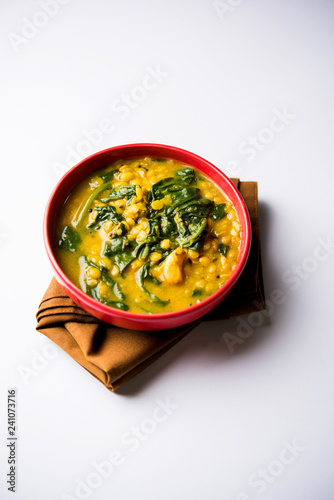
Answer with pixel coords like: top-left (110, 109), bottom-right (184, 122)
top-left (1, 1), bottom-right (334, 499)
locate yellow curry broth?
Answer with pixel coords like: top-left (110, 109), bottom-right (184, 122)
top-left (55, 157), bottom-right (241, 314)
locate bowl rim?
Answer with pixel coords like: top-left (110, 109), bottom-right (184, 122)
top-left (44, 143), bottom-right (252, 322)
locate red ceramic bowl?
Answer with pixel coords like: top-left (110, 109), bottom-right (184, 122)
top-left (44, 144), bottom-right (251, 330)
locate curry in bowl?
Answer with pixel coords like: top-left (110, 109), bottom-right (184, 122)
top-left (55, 157), bottom-right (241, 314)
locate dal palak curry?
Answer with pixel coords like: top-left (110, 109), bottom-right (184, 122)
top-left (55, 158), bottom-right (241, 314)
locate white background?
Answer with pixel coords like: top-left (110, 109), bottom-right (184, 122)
top-left (1, 1), bottom-right (334, 499)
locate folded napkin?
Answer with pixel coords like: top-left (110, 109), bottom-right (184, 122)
top-left (36, 179), bottom-right (265, 391)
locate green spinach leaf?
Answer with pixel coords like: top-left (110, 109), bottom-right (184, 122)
top-left (101, 299), bottom-right (129, 311)
top-left (146, 274), bottom-right (162, 285)
top-left (58, 225), bottom-right (81, 252)
top-left (148, 177), bottom-right (174, 202)
top-left (211, 203), bottom-right (227, 221)
top-left (172, 197), bottom-right (212, 249)
top-left (137, 262), bottom-right (169, 306)
top-left (99, 170), bottom-right (118, 182)
top-left (218, 243), bottom-right (229, 256)
top-left (103, 237), bottom-right (130, 257)
top-left (159, 216), bottom-right (176, 237)
top-left (84, 256), bottom-right (126, 300)
top-left (175, 168), bottom-right (195, 185)
top-left (87, 287), bottom-right (128, 311)
top-left (175, 215), bottom-right (207, 248)
top-left (88, 205), bottom-right (123, 228)
top-left (75, 181), bottom-right (113, 226)
top-left (165, 187), bottom-right (199, 214)
top-left (177, 197), bottom-right (212, 217)
top-left (112, 249), bottom-right (137, 274)
top-left (101, 185), bottom-right (138, 204)
top-left (188, 240), bottom-right (202, 252)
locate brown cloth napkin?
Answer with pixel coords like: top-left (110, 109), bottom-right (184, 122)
top-left (36, 179), bottom-right (265, 391)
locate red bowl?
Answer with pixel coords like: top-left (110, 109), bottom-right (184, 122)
top-left (44, 144), bottom-right (251, 330)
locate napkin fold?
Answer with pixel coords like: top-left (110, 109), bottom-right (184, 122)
top-left (36, 179), bottom-right (265, 391)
